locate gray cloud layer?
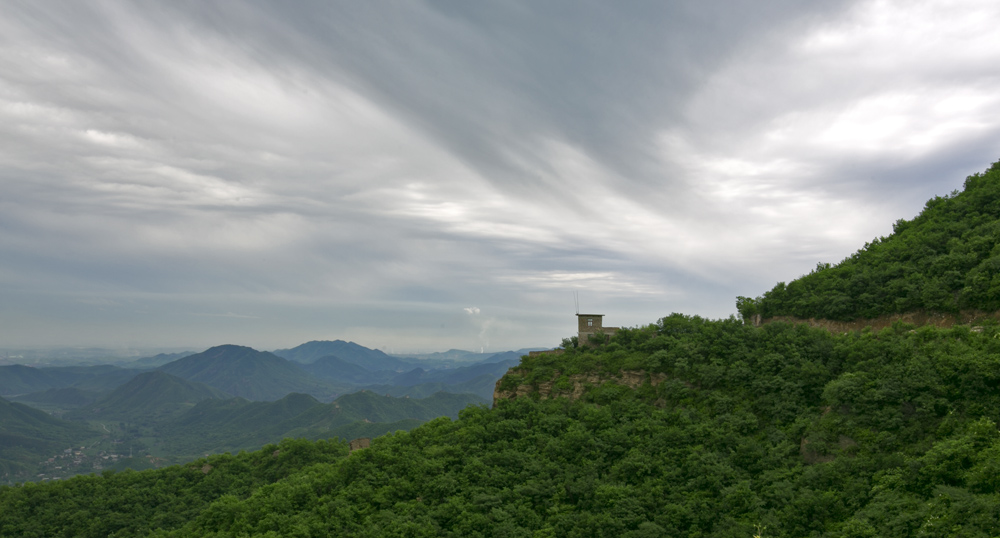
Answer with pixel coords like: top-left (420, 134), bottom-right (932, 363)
top-left (2, 1), bottom-right (999, 352)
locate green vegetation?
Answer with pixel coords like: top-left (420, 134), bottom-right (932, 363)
top-left (300, 350), bottom-right (518, 400)
top-left (0, 438), bottom-right (349, 537)
top-left (68, 371), bottom-right (231, 423)
top-left (0, 397), bottom-right (96, 481)
top-left (156, 390), bottom-right (484, 457)
top-left (364, 369), bottom-right (512, 401)
top-left (0, 343), bottom-right (500, 484)
top-left (0, 385), bottom-right (481, 485)
top-left (738, 160), bottom-right (1000, 321)
top-left (3, 318), bottom-right (1000, 536)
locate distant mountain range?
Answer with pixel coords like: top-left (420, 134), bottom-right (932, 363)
top-left (272, 340), bottom-right (412, 371)
top-left (124, 351), bottom-right (196, 368)
top-left (68, 371), bottom-right (230, 422)
top-left (357, 359), bottom-right (519, 400)
top-left (12, 387), bottom-right (103, 409)
top-left (157, 345), bottom-right (348, 401)
top-left (158, 390), bottom-right (483, 456)
top-left (391, 348), bottom-right (545, 368)
top-left (295, 351), bottom-right (520, 400)
top-left (3, 341), bottom-right (528, 405)
top-left (299, 355), bottom-right (379, 384)
top-left (0, 339), bottom-right (528, 483)
top-left (0, 364), bottom-right (143, 397)
top-left (364, 373), bottom-right (504, 401)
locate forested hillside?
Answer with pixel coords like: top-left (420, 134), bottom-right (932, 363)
top-left (738, 160), bottom-right (1000, 321)
top-left (0, 397), bottom-right (95, 482)
top-left (156, 390), bottom-right (483, 457)
top-left (3, 317), bottom-right (1000, 536)
top-left (67, 371), bottom-right (230, 422)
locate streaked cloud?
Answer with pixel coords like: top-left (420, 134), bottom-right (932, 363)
top-left (1, 0), bottom-right (997, 352)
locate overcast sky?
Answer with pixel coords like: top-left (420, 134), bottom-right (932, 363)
top-left (2, 1), bottom-right (999, 354)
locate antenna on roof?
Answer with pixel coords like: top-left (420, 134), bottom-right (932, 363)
top-left (574, 291), bottom-right (579, 315)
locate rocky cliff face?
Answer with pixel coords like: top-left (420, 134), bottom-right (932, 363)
top-left (492, 368), bottom-right (668, 407)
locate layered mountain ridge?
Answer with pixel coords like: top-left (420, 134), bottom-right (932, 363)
top-left (1, 339), bottom-right (518, 484)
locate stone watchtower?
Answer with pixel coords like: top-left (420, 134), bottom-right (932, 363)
top-left (578, 314), bottom-right (618, 346)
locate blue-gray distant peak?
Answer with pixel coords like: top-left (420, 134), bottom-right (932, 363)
top-left (158, 345), bottom-right (327, 401)
top-left (273, 340), bottom-right (410, 371)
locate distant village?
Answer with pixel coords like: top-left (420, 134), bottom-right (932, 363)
top-left (35, 446), bottom-right (118, 481)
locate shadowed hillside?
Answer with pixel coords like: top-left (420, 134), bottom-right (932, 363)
top-left (68, 371), bottom-right (230, 422)
top-left (156, 390), bottom-right (484, 457)
top-left (299, 354), bottom-right (378, 383)
top-left (0, 397), bottom-right (95, 481)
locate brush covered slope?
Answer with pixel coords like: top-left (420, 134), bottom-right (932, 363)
top-left (67, 371), bottom-right (231, 422)
top-left (738, 160), bottom-right (1000, 322)
top-left (0, 397), bottom-right (95, 480)
top-left (156, 390), bottom-right (483, 457)
top-left (3, 317), bottom-right (1000, 537)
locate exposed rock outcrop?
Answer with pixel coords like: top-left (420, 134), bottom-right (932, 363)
top-left (493, 368), bottom-right (667, 407)
top-left (348, 437), bottom-right (371, 452)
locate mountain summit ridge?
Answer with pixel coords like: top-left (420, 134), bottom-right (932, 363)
top-left (158, 345), bottom-right (333, 401)
top-left (739, 160), bottom-right (1000, 324)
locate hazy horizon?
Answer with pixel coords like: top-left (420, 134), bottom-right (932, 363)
top-left (0, 341), bottom-right (545, 365)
